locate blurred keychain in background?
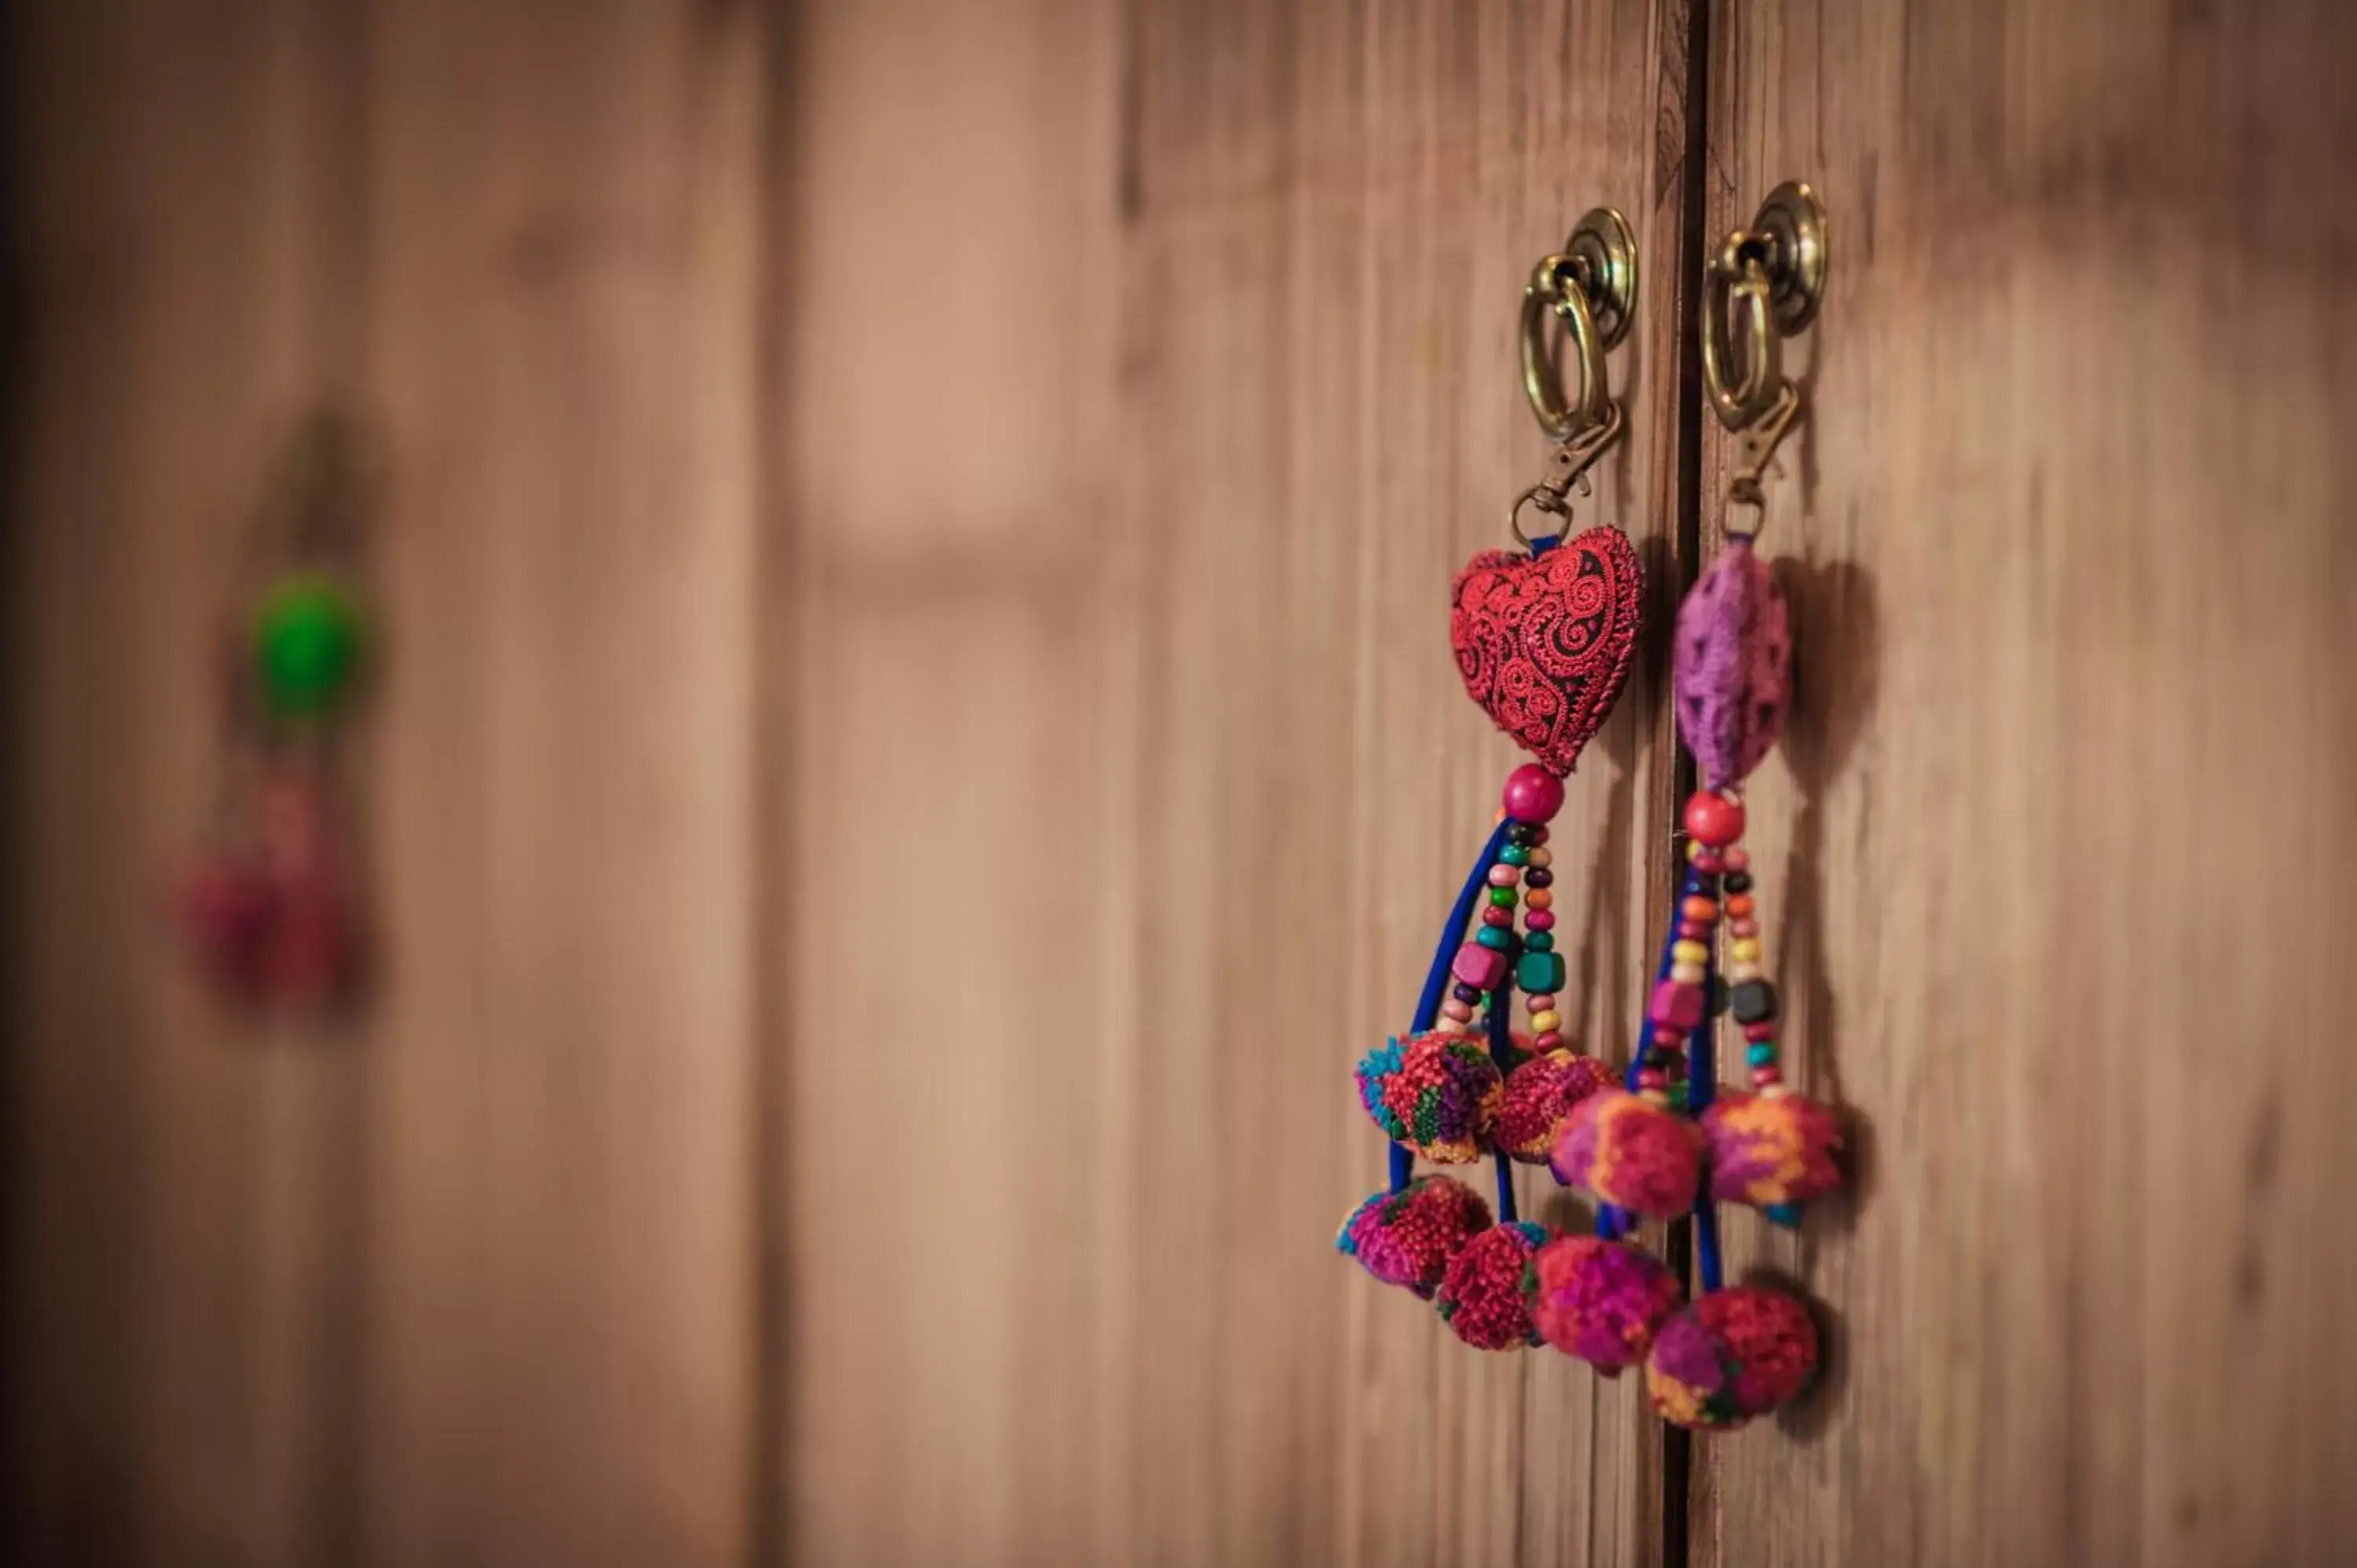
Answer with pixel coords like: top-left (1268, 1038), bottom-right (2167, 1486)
top-left (176, 409), bottom-right (374, 1017)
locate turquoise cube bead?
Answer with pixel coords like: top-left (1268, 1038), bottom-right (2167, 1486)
top-left (1516, 950), bottom-right (1566, 995)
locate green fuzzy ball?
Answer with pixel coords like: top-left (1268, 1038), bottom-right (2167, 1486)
top-left (255, 574), bottom-right (363, 720)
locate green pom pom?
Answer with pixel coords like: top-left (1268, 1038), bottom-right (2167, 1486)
top-left (255, 574), bottom-right (362, 720)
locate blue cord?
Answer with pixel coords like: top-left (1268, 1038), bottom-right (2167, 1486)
top-left (1691, 918), bottom-right (1724, 1294)
top-left (1486, 976), bottom-right (1518, 1223)
top-left (1391, 819), bottom-right (1516, 1192)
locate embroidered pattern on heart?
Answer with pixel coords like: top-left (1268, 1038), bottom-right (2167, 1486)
top-left (1450, 526), bottom-right (1643, 775)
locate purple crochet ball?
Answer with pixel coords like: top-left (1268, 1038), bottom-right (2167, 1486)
top-left (1528, 1235), bottom-right (1685, 1374)
top-left (1673, 537), bottom-right (1791, 789)
top-left (1333, 1175), bottom-right (1494, 1297)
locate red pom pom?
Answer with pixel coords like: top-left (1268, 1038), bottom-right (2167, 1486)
top-left (1435, 1220), bottom-right (1551, 1350)
top-left (1646, 1287), bottom-right (1819, 1430)
top-left (1497, 1050), bottom-right (1615, 1163)
top-left (1335, 1176), bottom-right (1493, 1297)
top-left (1530, 1236), bottom-right (1684, 1373)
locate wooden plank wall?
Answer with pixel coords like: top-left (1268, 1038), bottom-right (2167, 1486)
top-left (1690, 3), bottom-right (2357, 1566)
top-left (4, 2), bottom-right (765, 1565)
top-left (13, 2), bottom-right (2357, 1566)
top-left (777, 3), bottom-right (1698, 1566)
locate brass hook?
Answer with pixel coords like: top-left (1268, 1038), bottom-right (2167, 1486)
top-left (1508, 402), bottom-right (1625, 545)
top-left (1513, 207), bottom-right (1636, 544)
top-left (1701, 182), bottom-right (1827, 527)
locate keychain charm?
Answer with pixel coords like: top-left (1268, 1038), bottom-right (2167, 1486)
top-left (1338, 208), bottom-right (1644, 1349)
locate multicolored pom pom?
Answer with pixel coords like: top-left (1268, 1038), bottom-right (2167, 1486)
top-left (1497, 1050), bottom-right (1616, 1163)
top-left (1528, 1235), bottom-right (1685, 1374)
top-left (1551, 1090), bottom-right (1704, 1218)
top-left (1435, 1219), bottom-right (1551, 1350)
top-left (1672, 537), bottom-right (1790, 789)
top-left (1334, 1176), bottom-right (1493, 1297)
top-left (1702, 1090), bottom-right (1843, 1207)
top-left (1645, 1287), bottom-right (1819, 1431)
top-left (1355, 1031), bottom-right (1504, 1163)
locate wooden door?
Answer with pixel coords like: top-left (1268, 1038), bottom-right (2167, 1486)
top-left (8, 2), bottom-right (2357, 1566)
top-left (1689, 3), bottom-right (2357, 1566)
top-left (775, 3), bottom-right (1702, 1564)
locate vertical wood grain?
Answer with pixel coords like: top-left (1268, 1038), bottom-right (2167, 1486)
top-left (2, 2), bottom-right (769, 1564)
top-left (772, 2), bottom-right (1698, 1564)
top-left (361, 2), bottom-right (764, 1564)
top-left (1689, 4), bottom-right (2357, 1566)
top-left (2, 2), bottom-right (374, 1562)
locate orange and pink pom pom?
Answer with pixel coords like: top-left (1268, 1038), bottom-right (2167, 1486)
top-left (1702, 1090), bottom-right (1843, 1207)
top-left (1551, 1090), bottom-right (1704, 1218)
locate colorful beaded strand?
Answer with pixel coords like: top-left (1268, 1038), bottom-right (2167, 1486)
top-left (1395, 818), bottom-right (1515, 1192)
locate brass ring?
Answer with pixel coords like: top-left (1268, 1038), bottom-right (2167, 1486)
top-left (1703, 236), bottom-right (1781, 430)
top-left (1519, 207), bottom-right (1636, 442)
top-left (1520, 254), bottom-right (1611, 441)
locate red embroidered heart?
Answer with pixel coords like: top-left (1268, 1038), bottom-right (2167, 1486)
top-left (1450, 526), bottom-right (1644, 774)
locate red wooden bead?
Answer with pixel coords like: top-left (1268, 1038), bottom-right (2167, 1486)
top-left (1525, 908), bottom-right (1556, 932)
top-left (1683, 789), bottom-right (1747, 848)
top-left (1501, 764), bottom-right (1567, 825)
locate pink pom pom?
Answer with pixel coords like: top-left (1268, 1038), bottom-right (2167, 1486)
top-left (1497, 1050), bottom-right (1615, 1163)
top-left (1673, 537), bottom-right (1790, 789)
top-left (1551, 1090), bottom-right (1703, 1218)
top-left (1646, 1287), bottom-right (1819, 1430)
top-left (1435, 1220), bottom-right (1551, 1350)
top-left (1529, 1236), bottom-right (1684, 1373)
top-left (1335, 1176), bottom-right (1493, 1297)
top-left (1702, 1090), bottom-right (1843, 1207)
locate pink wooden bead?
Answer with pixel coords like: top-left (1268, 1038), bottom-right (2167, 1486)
top-left (1526, 994), bottom-right (1556, 1013)
top-left (1441, 998), bottom-right (1475, 1022)
top-left (1501, 764), bottom-right (1567, 824)
top-left (1488, 864), bottom-right (1519, 888)
top-left (1728, 918), bottom-right (1759, 938)
top-left (1533, 1031), bottom-right (1566, 1052)
top-left (1648, 980), bottom-right (1705, 1031)
top-left (1452, 942), bottom-right (1508, 991)
top-left (1524, 909), bottom-right (1556, 932)
top-left (1723, 848), bottom-right (1750, 872)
